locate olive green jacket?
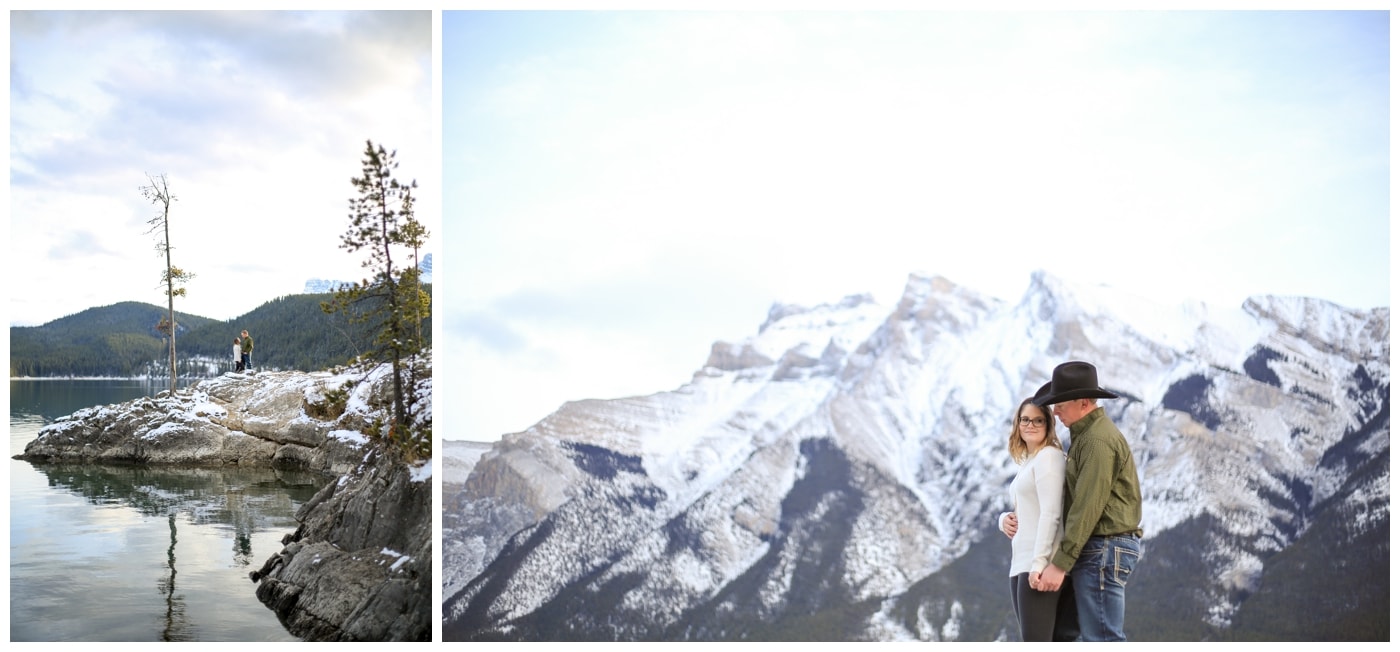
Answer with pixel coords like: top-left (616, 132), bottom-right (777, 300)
top-left (1050, 407), bottom-right (1143, 571)
top-left (241, 335), bottom-right (254, 354)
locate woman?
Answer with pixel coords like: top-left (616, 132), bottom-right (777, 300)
top-left (233, 337), bottom-right (243, 372)
top-left (996, 391), bottom-right (1074, 641)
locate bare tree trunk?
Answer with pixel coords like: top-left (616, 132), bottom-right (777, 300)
top-left (163, 199), bottom-right (176, 395)
top-left (143, 173), bottom-right (181, 396)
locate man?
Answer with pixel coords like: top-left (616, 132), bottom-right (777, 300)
top-left (1031, 361), bottom-right (1143, 641)
top-left (240, 329), bottom-right (254, 372)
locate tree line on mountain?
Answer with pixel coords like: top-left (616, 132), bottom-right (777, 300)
top-left (11, 302), bottom-right (214, 377)
top-left (9, 287), bottom-right (432, 378)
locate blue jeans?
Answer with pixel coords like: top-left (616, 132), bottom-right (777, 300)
top-left (1068, 534), bottom-right (1142, 641)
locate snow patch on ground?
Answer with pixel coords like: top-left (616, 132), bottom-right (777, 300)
top-left (330, 429), bottom-right (370, 447)
top-left (380, 548), bottom-right (411, 572)
top-left (410, 459), bottom-right (432, 483)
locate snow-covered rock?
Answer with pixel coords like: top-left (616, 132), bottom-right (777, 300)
top-left (21, 369), bottom-right (369, 472)
top-left (248, 353), bottom-right (433, 642)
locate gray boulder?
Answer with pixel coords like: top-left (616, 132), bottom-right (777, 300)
top-left (253, 447), bottom-right (432, 641)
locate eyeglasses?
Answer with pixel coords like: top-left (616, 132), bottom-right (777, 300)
top-left (1018, 417), bottom-right (1047, 428)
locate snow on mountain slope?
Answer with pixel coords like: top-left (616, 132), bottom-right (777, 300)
top-left (444, 269), bottom-right (1389, 641)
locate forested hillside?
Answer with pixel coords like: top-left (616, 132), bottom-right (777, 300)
top-left (10, 302), bottom-right (218, 377)
top-left (10, 286), bottom-right (432, 377)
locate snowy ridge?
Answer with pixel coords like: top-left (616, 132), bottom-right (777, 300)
top-left (303, 253), bottom-right (434, 294)
top-left (443, 270), bottom-right (1389, 641)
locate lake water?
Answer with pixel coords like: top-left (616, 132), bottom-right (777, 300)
top-left (10, 379), bottom-right (332, 642)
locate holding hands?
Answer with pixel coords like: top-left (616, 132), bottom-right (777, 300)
top-left (1035, 563), bottom-right (1065, 592)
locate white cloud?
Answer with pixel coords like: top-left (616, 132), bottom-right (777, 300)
top-left (10, 10), bottom-right (434, 327)
top-left (441, 10), bottom-right (1389, 442)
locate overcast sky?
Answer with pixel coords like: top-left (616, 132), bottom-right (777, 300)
top-left (440, 10), bottom-right (1388, 443)
top-left (9, 10), bottom-right (435, 328)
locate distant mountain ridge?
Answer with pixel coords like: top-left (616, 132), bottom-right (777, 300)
top-left (304, 253), bottom-right (432, 294)
top-left (442, 270), bottom-right (1388, 642)
top-left (10, 285), bottom-right (432, 378)
top-left (9, 302), bottom-right (219, 377)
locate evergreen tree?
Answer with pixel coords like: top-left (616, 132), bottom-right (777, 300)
top-left (141, 173), bottom-right (194, 394)
top-left (322, 141), bottom-right (430, 447)
top-left (399, 217), bottom-right (430, 352)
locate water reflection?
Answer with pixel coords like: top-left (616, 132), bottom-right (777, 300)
top-left (12, 460), bottom-right (329, 641)
top-left (161, 512), bottom-right (190, 642)
top-left (28, 462), bottom-right (328, 525)
top-left (10, 377), bottom-right (198, 422)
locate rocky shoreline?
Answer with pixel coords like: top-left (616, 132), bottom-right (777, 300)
top-left (14, 359), bottom-right (432, 642)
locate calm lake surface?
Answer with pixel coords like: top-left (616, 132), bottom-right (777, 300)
top-left (10, 379), bottom-right (330, 642)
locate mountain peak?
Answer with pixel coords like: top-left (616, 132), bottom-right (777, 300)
top-left (760, 293), bottom-right (877, 334)
top-left (444, 269), bottom-right (1390, 642)
top-left (706, 293), bottom-right (884, 376)
top-left (303, 253), bottom-right (434, 294)
top-left (1243, 294), bottom-right (1391, 360)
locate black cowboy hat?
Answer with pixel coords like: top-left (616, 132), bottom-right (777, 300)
top-left (1033, 381), bottom-right (1052, 404)
top-left (1034, 361), bottom-right (1119, 406)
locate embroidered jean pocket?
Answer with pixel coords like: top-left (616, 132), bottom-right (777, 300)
top-left (1109, 543), bottom-right (1141, 588)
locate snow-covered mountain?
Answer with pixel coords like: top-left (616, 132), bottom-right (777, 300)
top-left (303, 278), bottom-right (353, 294)
top-left (442, 271), bottom-right (1389, 641)
top-left (304, 253), bottom-right (433, 294)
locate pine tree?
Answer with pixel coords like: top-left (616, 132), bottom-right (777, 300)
top-left (141, 173), bottom-right (194, 394)
top-left (399, 218), bottom-right (430, 350)
top-left (322, 141), bottom-right (430, 448)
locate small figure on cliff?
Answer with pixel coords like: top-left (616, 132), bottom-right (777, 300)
top-left (241, 329), bottom-right (255, 373)
top-left (234, 337), bottom-right (244, 372)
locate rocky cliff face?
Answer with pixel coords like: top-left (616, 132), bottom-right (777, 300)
top-left (248, 357), bottom-right (434, 642)
top-left (253, 445), bottom-right (431, 641)
top-left (16, 357), bottom-right (433, 642)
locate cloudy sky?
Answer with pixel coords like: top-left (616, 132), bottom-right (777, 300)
top-left (9, 10), bottom-right (435, 328)
top-left (440, 10), bottom-right (1388, 443)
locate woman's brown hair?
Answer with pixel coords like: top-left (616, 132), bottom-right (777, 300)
top-left (1007, 397), bottom-right (1061, 464)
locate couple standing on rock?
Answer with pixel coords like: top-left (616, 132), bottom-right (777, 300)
top-left (998, 361), bottom-right (1144, 642)
top-left (233, 329), bottom-right (254, 373)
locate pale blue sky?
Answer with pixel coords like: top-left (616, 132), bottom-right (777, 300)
top-left (440, 10), bottom-right (1388, 442)
top-left (9, 11), bottom-right (435, 327)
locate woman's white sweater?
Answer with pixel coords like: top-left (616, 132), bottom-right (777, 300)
top-left (999, 446), bottom-right (1066, 576)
